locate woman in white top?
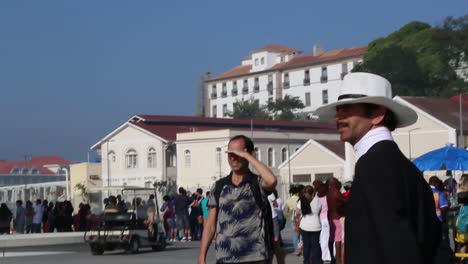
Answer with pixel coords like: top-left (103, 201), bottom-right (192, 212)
top-left (296, 185), bottom-right (322, 264)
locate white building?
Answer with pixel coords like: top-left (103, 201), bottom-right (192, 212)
top-left (91, 115), bottom-right (338, 198)
top-left (205, 44), bottom-right (367, 118)
top-left (176, 128), bottom-right (338, 198)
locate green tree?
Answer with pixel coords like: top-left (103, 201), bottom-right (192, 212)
top-left (227, 99), bottom-right (270, 119)
top-left (353, 16), bottom-right (468, 96)
top-left (267, 95), bottom-right (305, 121)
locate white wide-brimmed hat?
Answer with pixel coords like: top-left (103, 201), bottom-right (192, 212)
top-left (313, 72), bottom-right (417, 128)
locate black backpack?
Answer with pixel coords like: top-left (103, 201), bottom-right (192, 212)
top-left (213, 173), bottom-right (274, 257)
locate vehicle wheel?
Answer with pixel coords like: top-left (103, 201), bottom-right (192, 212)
top-left (152, 234), bottom-right (167, 251)
top-left (127, 237), bottom-right (140, 254)
top-left (90, 244), bottom-right (104, 256)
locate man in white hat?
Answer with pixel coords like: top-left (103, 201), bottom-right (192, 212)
top-left (314, 72), bottom-right (451, 264)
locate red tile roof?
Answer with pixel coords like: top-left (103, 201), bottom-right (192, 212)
top-left (316, 140), bottom-right (346, 159)
top-left (402, 95), bottom-right (468, 133)
top-left (0, 156), bottom-right (71, 175)
top-left (208, 46), bottom-right (367, 81)
top-left (252, 45), bottom-right (300, 54)
top-left (209, 65), bottom-right (252, 81)
top-left (272, 46), bottom-right (367, 71)
top-left (131, 115), bottom-right (336, 141)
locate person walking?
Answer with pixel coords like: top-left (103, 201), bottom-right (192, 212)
top-left (313, 180), bottom-right (331, 263)
top-left (14, 200), bottom-right (25, 234)
top-left (0, 203), bottom-right (12, 234)
top-left (284, 185), bottom-right (301, 255)
top-left (32, 199), bottom-right (44, 233)
top-left (314, 72), bottom-right (452, 264)
top-left (174, 187), bottom-right (191, 241)
top-left (198, 135), bottom-right (277, 264)
top-left (296, 185), bottom-right (322, 264)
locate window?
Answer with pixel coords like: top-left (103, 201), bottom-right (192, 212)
top-left (255, 58), bottom-right (259, 66)
top-left (242, 79), bottom-right (248, 94)
top-left (232, 81), bottom-right (238, 96)
top-left (222, 104), bottom-right (228, 117)
top-left (315, 173), bottom-right (333, 182)
top-left (303, 69), bottom-right (310, 85)
top-left (31, 168), bottom-right (39, 174)
top-left (215, 147), bottom-right (222, 168)
top-left (166, 146), bottom-right (176, 167)
top-left (147, 147), bottom-right (156, 168)
top-left (21, 168), bottom-right (29, 174)
top-left (211, 84), bottom-right (217, 99)
top-left (254, 77), bottom-right (259, 92)
top-left (267, 74), bottom-right (273, 95)
top-left (125, 149), bottom-right (138, 169)
top-left (305, 92), bottom-right (311, 106)
top-left (261, 57), bottom-right (265, 64)
top-left (11, 167), bottom-right (20, 174)
top-left (267, 148), bottom-right (274, 167)
top-left (322, 90), bottom-right (328, 104)
top-left (293, 174), bottom-right (311, 183)
top-left (281, 147), bottom-right (288, 163)
top-left (222, 83), bottom-right (227, 97)
top-left (212, 105), bottom-right (217, 118)
top-left (321, 66), bottom-right (328, 83)
top-left (184, 150), bottom-right (191, 168)
top-left (283, 73), bottom-right (290, 88)
top-left (254, 147), bottom-right (261, 161)
top-left (145, 181), bottom-right (152, 188)
top-left (341, 63), bottom-right (348, 79)
top-left (108, 151), bottom-right (116, 163)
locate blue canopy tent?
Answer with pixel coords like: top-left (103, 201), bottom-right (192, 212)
top-left (413, 144), bottom-right (468, 172)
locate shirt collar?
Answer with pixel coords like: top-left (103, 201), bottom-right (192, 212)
top-left (354, 126), bottom-right (393, 162)
top-left (227, 170), bottom-right (256, 187)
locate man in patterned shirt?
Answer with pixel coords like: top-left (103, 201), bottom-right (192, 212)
top-left (198, 135), bottom-right (277, 264)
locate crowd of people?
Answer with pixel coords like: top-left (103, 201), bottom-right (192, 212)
top-left (0, 199), bottom-right (100, 234)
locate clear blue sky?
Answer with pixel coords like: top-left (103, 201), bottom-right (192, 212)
top-left (0, 1), bottom-right (465, 162)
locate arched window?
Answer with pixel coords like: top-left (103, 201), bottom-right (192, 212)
top-left (267, 148), bottom-right (274, 167)
top-left (184, 149), bottom-right (191, 168)
top-left (11, 167), bottom-right (20, 174)
top-left (254, 147), bottom-right (261, 161)
top-left (147, 147), bottom-right (156, 168)
top-left (108, 151), bottom-right (116, 163)
top-left (31, 167), bottom-right (39, 174)
top-left (125, 149), bottom-right (138, 169)
top-left (21, 167), bottom-right (29, 174)
top-left (281, 147), bottom-right (288, 163)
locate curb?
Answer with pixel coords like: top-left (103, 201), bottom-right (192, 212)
top-left (0, 232), bottom-right (86, 248)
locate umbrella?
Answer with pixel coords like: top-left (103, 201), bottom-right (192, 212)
top-left (413, 144), bottom-right (468, 171)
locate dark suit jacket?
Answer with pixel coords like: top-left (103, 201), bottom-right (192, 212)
top-left (345, 140), bottom-right (451, 264)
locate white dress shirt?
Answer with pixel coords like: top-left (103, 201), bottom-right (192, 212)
top-left (354, 126), bottom-right (393, 162)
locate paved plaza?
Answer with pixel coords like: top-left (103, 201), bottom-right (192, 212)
top-left (1, 228), bottom-right (304, 264)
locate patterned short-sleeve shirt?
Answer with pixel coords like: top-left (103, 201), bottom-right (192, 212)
top-left (208, 173), bottom-right (268, 263)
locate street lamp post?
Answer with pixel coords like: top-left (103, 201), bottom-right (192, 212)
top-left (408, 127), bottom-right (421, 160)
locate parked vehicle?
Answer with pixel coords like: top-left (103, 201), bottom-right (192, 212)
top-left (84, 212), bottom-right (166, 255)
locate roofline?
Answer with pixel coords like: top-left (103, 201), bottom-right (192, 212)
top-left (206, 53), bottom-right (365, 83)
top-left (277, 139), bottom-right (344, 169)
top-left (394, 96), bottom-right (455, 130)
top-left (90, 122), bottom-right (131, 150)
top-left (141, 118), bottom-right (335, 133)
top-left (127, 123), bottom-right (169, 144)
top-left (90, 120), bottom-right (170, 150)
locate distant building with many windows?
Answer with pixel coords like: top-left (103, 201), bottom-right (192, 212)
top-left (204, 44), bottom-right (367, 118)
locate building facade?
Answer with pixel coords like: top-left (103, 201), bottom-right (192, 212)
top-left (70, 162), bottom-right (102, 213)
top-left (176, 129), bottom-right (338, 197)
top-left (205, 44), bottom-right (367, 118)
top-left (91, 115), bottom-right (338, 198)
